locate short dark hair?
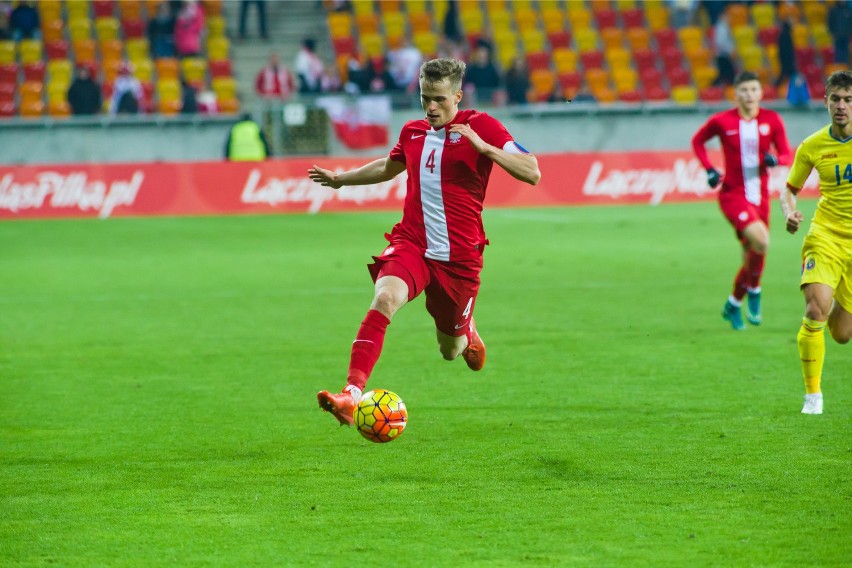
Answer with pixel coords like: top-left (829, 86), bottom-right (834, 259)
top-left (419, 58), bottom-right (466, 93)
top-left (825, 70), bottom-right (852, 96)
top-left (734, 71), bottom-right (760, 86)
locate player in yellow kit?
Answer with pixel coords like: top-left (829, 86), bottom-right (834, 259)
top-left (782, 71), bottom-right (852, 415)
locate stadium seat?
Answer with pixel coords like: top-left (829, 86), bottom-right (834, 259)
top-left (48, 60), bottom-right (73, 86)
top-left (633, 49), bottom-right (657, 73)
top-left (37, 0), bottom-right (62, 21)
top-left (460, 9), bottom-right (484, 38)
top-left (380, 0), bottom-right (401, 12)
top-left (757, 27), bottom-right (780, 48)
top-left (692, 66), bottom-right (716, 89)
top-left (67, 0), bottom-right (91, 20)
top-left (594, 8), bottom-right (618, 30)
top-left (126, 38), bottom-right (150, 62)
top-left (132, 58), bottom-right (153, 83)
top-left (93, 0), bottom-right (114, 18)
top-left (733, 26), bottom-right (756, 51)
top-left (803, 2), bottom-right (826, 25)
top-left (355, 13), bottom-right (379, 35)
top-left (574, 28), bottom-right (599, 53)
top-left (47, 79), bottom-right (69, 104)
top-left (406, 0), bottom-right (427, 14)
top-left (412, 32), bottom-right (438, 58)
top-left (640, 67), bottom-right (663, 90)
top-left (69, 18), bottom-right (92, 41)
top-left (20, 98), bottom-right (45, 118)
top-left (645, 84), bottom-right (670, 101)
top-left (580, 50), bottom-right (604, 71)
top-left (207, 37), bottom-right (230, 62)
top-left (0, 63), bottom-right (16, 84)
top-left (22, 62), bottom-right (45, 83)
top-left (811, 24), bottom-right (832, 50)
top-left (699, 86), bottom-right (724, 102)
top-left (155, 57), bottom-right (179, 80)
top-left (526, 52), bottom-right (550, 72)
top-left (180, 57), bottom-right (207, 88)
top-left (0, 41), bottom-right (14, 65)
top-left (122, 18), bottom-right (145, 38)
top-left (96, 17), bottom-right (122, 41)
top-left (73, 39), bottom-right (98, 65)
top-left (209, 59), bottom-right (232, 78)
top-left (552, 48), bottom-right (578, 73)
top-left (612, 67), bottom-right (638, 93)
top-left (778, 2), bottom-right (801, 23)
top-left (622, 8), bottom-right (644, 29)
top-left (18, 40), bottom-right (44, 65)
top-left (521, 30), bottom-right (546, 54)
top-left (529, 69), bottom-right (556, 102)
top-left (601, 28), bottom-right (623, 51)
top-left (566, 5), bottom-right (592, 30)
top-left (677, 26), bottom-right (704, 52)
top-left (541, 9), bottom-right (564, 35)
top-left (726, 3), bottom-right (749, 28)
top-left (45, 40), bottom-right (69, 60)
top-left (584, 68), bottom-right (609, 91)
top-left (156, 78), bottom-right (182, 114)
top-left (202, 0), bottom-right (223, 17)
top-left (352, 0), bottom-right (375, 15)
top-left (102, 58), bottom-right (122, 84)
top-left (547, 31), bottom-right (571, 50)
top-left (0, 98), bottom-right (16, 118)
top-left (332, 36), bottom-right (357, 58)
top-left (591, 86), bottom-right (617, 103)
top-left (751, 3), bottom-right (776, 31)
top-left (327, 12), bottom-right (353, 39)
top-left (488, 10), bottom-right (512, 33)
top-left (661, 47), bottom-right (684, 72)
top-left (41, 19), bottom-right (65, 43)
top-left (685, 46), bottom-right (713, 68)
top-left (100, 39), bottom-right (124, 63)
top-left (672, 85), bottom-right (698, 104)
top-left (515, 9), bottom-right (539, 33)
top-left (619, 89), bottom-right (642, 103)
top-left (645, 5), bottom-right (669, 31)
top-left (627, 28), bottom-right (651, 52)
top-left (654, 29), bottom-right (678, 51)
top-left (605, 48), bottom-right (632, 71)
top-left (666, 66), bottom-right (691, 87)
top-left (409, 12), bottom-right (432, 34)
top-left (791, 24), bottom-right (810, 49)
top-left (207, 15), bottom-right (226, 37)
top-left (120, 0), bottom-right (143, 20)
top-left (359, 33), bottom-right (384, 59)
top-left (558, 71), bottom-right (581, 93)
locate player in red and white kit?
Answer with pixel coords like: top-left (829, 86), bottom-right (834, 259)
top-left (691, 71), bottom-right (792, 330)
top-left (309, 58), bottom-right (541, 426)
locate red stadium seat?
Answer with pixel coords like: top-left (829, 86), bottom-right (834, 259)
top-left (808, 79), bottom-right (826, 98)
top-left (699, 86), bottom-right (724, 102)
top-left (757, 27), bottom-right (779, 47)
top-left (580, 50), bottom-right (604, 70)
top-left (0, 80), bottom-right (15, 98)
top-left (332, 36), bottom-right (357, 57)
top-left (619, 89), bottom-right (642, 102)
top-left (640, 67), bottom-right (663, 89)
top-left (93, 0), bottom-right (114, 18)
top-left (526, 52), bottom-right (550, 71)
top-left (558, 71), bottom-right (581, 90)
top-left (762, 84), bottom-right (778, 100)
top-left (209, 59), bottom-right (232, 78)
top-left (547, 30), bottom-right (571, 49)
top-left (666, 66), bottom-right (691, 87)
top-left (23, 62), bottom-right (45, 82)
top-left (633, 49), bottom-right (657, 73)
top-left (45, 40), bottom-right (69, 60)
top-left (795, 47), bottom-right (817, 68)
top-left (122, 18), bottom-right (145, 38)
top-left (646, 84), bottom-right (670, 101)
top-left (819, 46), bottom-right (835, 65)
top-left (622, 8), bottom-right (644, 29)
top-left (0, 63), bottom-right (16, 84)
top-left (661, 47), bottom-right (684, 71)
top-left (594, 8), bottom-right (618, 30)
top-left (654, 29), bottom-right (678, 51)
top-left (0, 98), bottom-right (14, 117)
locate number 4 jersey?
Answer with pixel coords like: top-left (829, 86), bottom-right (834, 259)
top-left (786, 125), bottom-right (852, 238)
top-left (388, 109), bottom-right (528, 262)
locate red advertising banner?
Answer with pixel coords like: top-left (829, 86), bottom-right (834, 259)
top-left (0, 151), bottom-right (819, 220)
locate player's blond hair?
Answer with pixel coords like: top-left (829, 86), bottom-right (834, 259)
top-left (419, 58), bottom-right (466, 93)
top-left (825, 70), bottom-right (852, 96)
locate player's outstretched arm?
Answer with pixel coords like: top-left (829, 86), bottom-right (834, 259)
top-left (308, 158), bottom-right (406, 189)
top-left (780, 185), bottom-right (804, 234)
top-left (449, 123), bottom-right (541, 185)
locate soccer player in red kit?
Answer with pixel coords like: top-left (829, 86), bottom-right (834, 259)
top-left (692, 71), bottom-right (792, 330)
top-left (309, 58), bottom-right (541, 426)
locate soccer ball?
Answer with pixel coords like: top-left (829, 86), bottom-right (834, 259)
top-left (354, 389), bottom-right (408, 443)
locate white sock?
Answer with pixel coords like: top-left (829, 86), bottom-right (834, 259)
top-left (344, 385), bottom-right (362, 402)
top-left (727, 295), bottom-right (742, 307)
top-left (747, 287), bottom-right (761, 295)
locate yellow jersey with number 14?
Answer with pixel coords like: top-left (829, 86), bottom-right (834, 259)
top-left (786, 125), bottom-right (852, 238)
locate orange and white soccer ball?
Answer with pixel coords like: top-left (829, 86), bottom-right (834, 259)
top-left (354, 389), bottom-right (408, 443)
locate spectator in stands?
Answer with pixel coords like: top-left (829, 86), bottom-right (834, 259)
top-left (239, 0), bottom-right (268, 41)
top-left (774, 17), bottom-right (797, 88)
top-left (0, 1), bottom-right (12, 41)
top-left (67, 66), bottom-right (102, 116)
top-left (504, 56), bottom-right (530, 105)
top-left (465, 45), bottom-right (502, 95)
top-left (829, 1), bottom-right (852, 66)
top-left (443, 0), bottom-right (462, 44)
top-left (224, 112), bottom-right (270, 161)
top-left (255, 51), bottom-right (295, 101)
top-left (571, 87), bottom-right (596, 103)
top-left (181, 79), bottom-right (198, 114)
top-left (786, 72), bottom-right (810, 108)
top-left (669, 0), bottom-right (697, 28)
top-left (9, 0), bottom-right (38, 41)
top-left (295, 38), bottom-right (325, 93)
top-left (343, 52), bottom-right (376, 95)
top-left (148, 2), bottom-right (176, 59)
top-left (699, 0), bottom-right (728, 26)
top-left (712, 14), bottom-right (736, 86)
top-left (387, 39), bottom-right (423, 93)
top-left (174, 0), bottom-right (205, 58)
top-left (110, 63), bottom-right (143, 115)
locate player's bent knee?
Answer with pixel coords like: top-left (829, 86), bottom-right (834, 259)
top-left (439, 345), bottom-right (461, 360)
top-left (828, 325), bottom-right (851, 344)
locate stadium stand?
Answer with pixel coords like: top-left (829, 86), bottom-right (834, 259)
top-left (0, 0), bottom-right (235, 119)
top-left (323, 0), bottom-right (843, 106)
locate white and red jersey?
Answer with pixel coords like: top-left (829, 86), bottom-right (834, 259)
top-left (691, 108), bottom-right (792, 205)
top-left (388, 109), bottom-right (518, 262)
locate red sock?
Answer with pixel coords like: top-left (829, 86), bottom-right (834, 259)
top-left (745, 250), bottom-right (765, 289)
top-left (346, 309), bottom-right (390, 391)
top-left (732, 266), bottom-right (748, 301)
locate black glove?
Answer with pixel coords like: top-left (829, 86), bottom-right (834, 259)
top-left (763, 153), bottom-right (779, 167)
top-left (707, 168), bottom-right (721, 188)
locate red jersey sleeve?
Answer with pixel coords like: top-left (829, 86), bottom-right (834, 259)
top-left (691, 115), bottom-right (721, 170)
top-left (389, 124), bottom-right (407, 164)
top-left (470, 112), bottom-right (515, 151)
top-left (770, 112), bottom-right (793, 166)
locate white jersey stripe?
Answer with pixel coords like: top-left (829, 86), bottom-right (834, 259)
top-left (420, 129), bottom-right (450, 261)
top-left (739, 120), bottom-right (761, 205)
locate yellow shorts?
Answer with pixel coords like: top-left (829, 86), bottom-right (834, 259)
top-left (800, 223), bottom-right (852, 313)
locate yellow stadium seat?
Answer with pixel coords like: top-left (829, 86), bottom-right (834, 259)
top-left (18, 40), bottom-right (43, 65)
top-left (726, 3), bottom-right (749, 28)
top-left (672, 85), bottom-right (698, 104)
top-left (406, 0), bottom-right (427, 14)
top-left (95, 17), bottom-right (120, 41)
top-left (432, 0), bottom-right (449, 24)
top-left (157, 78), bottom-right (182, 114)
top-left (739, 46), bottom-right (764, 71)
top-left (212, 76), bottom-right (237, 99)
top-left (360, 33), bottom-right (384, 58)
top-left (584, 68), bottom-right (609, 90)
top-left (66, 0), bottom-right (92, 21)
top-left (460, 8), bottom-right (484, 35)
top-left (102, 58), bottom-right (122, 83)
top-left (541, 9), bottom-right (564, 34)
top-left (489, 9), bottom-right (512, 32)
top-left (119, 0), bottom-right (143, 21)
top-left (48, 99), bottom-right (71, 117)
top-left (352, 0), bottom-right (375, 16)
top-left (605, 48), bottom-right (632, 71)
top-left (601, 28), bottom-right (623, 51)
top-left (521, 30), bottom-right (545, 54)
top-left (126, 38), bottom-right (150, 62)
top-left (515, 9), bottom-right (538, 33)
top-left (180, 56), bottom-right (207, 85)
top-left (567, 6), bottom-right (592, 29)
top-left (552, 48), bottom-right (578, 73)
top-left (484, 0), bottom-right (506, 13)
top-left (73, 39), bottom-right (97, 64)
top-left (530, 69), bottom-right (555, 101)
top-left (644, 6), bottom-right (668, 31)
top-left (41, 19), bottom-right (65, 43)
top-left (412, 31), bottom-right (438, 56)
top-left (47, 80), bottom-right (69, 104)
top-left (20, 98), bottom-right (45, 117)
top-left (20, 81), bottom-right (44, 104)
top-left (778, 2), bottom-right (800, 23)
top-left (382, 12), bottom-right (406, 40)
top-left (355, 13), bottom-right (379, 34)
top-left (207, 37), bottom-right (230, 62)
top-left (803, 2), bottom-right (826, 25)
top-left (692, 66), bottom-right (716, 89)
top-left (0, 41), bottom-right (15, 64)
top-left (616, 0), bottom-right (636, 8)
top-left (678, 26), bottom-right (704, 51)
top-left (791, 24), bottom-right (810, 49)
top-left (328, 12), bottom-right (353, 39)
top-left (612, 67), bottom-right (638, 93)
top-left (207, 15), bottom-right (226, 37)
top-left (539, 0), bottom-right (559, 9)
top-left (132, 58), bottom-right (153, 82)
top-left (750, 3), bottom-right (776, 31)
top-left (592, 85), bottom-right (617, 103)
top-left (732, 26), bottom-right (756, 50)
top-left (811, 24), bottom-right (832, 50)
top-left (685, 46), bottom-right (713, 68)
top-left (409, 11), bottom-right (432, 34)
top-left (574, 28), bottom-right (599, 53)
top-left (37, 0), bottom-right (63, 21)
top-left (47, 59), bottom-right (73, 86)
top-left (68, 18), bottom-right (92, 41)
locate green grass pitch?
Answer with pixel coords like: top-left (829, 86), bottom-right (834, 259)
top-left (1, 201), bottom-right (850, 567)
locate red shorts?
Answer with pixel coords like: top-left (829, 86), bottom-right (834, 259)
top-left (367, 239), bottom-right (482, 337)
top-left (718, 190), bottom-right (769, 241)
